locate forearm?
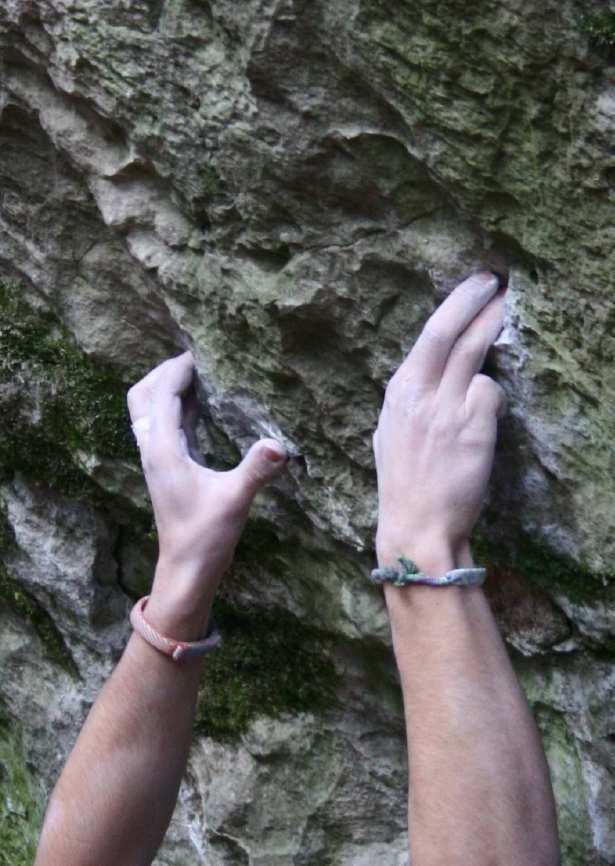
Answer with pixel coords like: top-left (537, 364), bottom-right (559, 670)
top-left (383, 545), bottom-right (560, 866)
top-left (35, 559), bottom-right (217, 866)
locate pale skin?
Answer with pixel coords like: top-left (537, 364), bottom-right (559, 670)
top-left (34, 271), bottom-right (560, 866)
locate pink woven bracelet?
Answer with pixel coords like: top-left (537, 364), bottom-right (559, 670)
top-left (129, 595), bottom-right (221, 662)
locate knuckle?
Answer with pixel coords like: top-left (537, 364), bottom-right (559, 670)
top-left (383, 380), bottom-right (400, 410)
top-left (384, 370), bottom-right (424, 401)
top-left (405, 382), bottom-right (431, 412)
top-left (421, 321), bottom-right (449, 345)
top-left (459, 422), bottom-right (494, 450)
top-left (126, 384), bottom-right (139, 409)
top-left (384, 363), bottom-right (433, 417)
top-left (430, 406), bottom-right (454, 438)
top-left (126, 382), bottom-right (151, 419)
top-left (473, 372), bottom-right (495, 392)
top-left (470, 374), bottom-right (502, 411)
top-left (457, 336), bottom-right (483, 358)
top-left (372, 429), bottom-right (380, 456)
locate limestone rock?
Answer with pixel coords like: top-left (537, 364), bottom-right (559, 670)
top-left (1, 1), bottom-right (615, 863)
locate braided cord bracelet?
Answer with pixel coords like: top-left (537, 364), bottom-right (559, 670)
top-left (130, 595), bottom-right (221, 662)
top-left (369, 556), bottom-right (486, 588)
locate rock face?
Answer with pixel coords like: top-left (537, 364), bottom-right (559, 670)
top-left (0, 1), bottom-right (614, 863)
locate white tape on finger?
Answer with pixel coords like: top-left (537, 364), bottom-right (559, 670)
top-left (131, 416), bottom-right (151, 448)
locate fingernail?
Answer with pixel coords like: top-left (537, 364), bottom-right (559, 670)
top-left (480, 273), bottom-right (500, 291)
top-left (264, 445), bottom-right (286, 463)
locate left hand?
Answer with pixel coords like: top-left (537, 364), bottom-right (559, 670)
top-left (126, 351), bottom-right (288, 603)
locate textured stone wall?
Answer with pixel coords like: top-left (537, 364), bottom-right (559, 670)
top-left (1, 1), bottom-right (615, 863)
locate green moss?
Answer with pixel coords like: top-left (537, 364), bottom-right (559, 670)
top-left (473, 529), bottom-right (612, 604)
top-left (0, 278), bottom-right (136, 498)
top-left (195, 599), bottom-right (339, 741)
top-left (0, 709), bottom-right (45, 866)
top-left (199, 164), bottom-right (225, 198)
top-left (579, 9), bottom-right (615, 51)
top-left (0, 565), bottom-right (79, 677)
top-left (532, 704), bottom-right (592, 866)
top-left (0, 498), bottom-right (78, 677)
top-left (233, 516), bottom-right (288, 579)
top-left (113, 518), bottom-right (159, 599)
top-left (583, 634), bottom-right (615, 661)
top-left (0, 406), bottom-right (98, 500)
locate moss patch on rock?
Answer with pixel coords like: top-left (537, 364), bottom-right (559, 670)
top-left (532, 704), bottom-right (593, 866)
top-left (0, 278), bottom-right (135, 498)
top-left (199, 163), bottom-right (225, 199)
top-left (474, 529), bottom-right (613, 605)
top-left (0, 509), bottom-right (78, 677)
top-left (0, 565), bottom-right (79, 678)
top-left (579, 9), bottom-right (615, 52)
top-left (195, 600), bottom-right (340, 742)
top-left (0, 708), bottom-right (45, 866)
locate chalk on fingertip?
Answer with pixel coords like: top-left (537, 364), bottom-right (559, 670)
top-left (132, 416), bottom-right (151, 435)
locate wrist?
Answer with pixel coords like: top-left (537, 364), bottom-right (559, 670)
top-left (376, 536), bottom-right (472, 576)
top-left (376, 537), bottom-right (482, 626)
top-left (142, 558), bottom-right (223, 642)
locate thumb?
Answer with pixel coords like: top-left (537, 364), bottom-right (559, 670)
top-left (232, 437), bottom-right (288, 499)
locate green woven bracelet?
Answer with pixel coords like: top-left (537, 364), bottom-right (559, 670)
top-left (369, 556), bottom-right (486, 588)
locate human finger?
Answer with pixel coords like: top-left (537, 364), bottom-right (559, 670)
top-left (126, 364), bottom-right (166, 451)
top-left (225, 438), bottom-right (288, 511)
top-left (465, 373), bottom-right (507, 420)
top-left (126, 352), bottom-right (190, 424)
top-left (147, 351), bottom-right (196, 462)
top-left (437, 289), bottom-right (506, 403)
top-left (392, 272), bottom-right (500, 391)
top-left (372, 429), bottom-right (380, 465)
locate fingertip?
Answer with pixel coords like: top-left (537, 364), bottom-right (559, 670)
top-left (261, 438), bottom-right (288, 464)
top-left (476, 271), bottom-right (500, 291)
top-left (231, 438), bottom-right (288, 500)
top-left (482, 285), bottom-right (506, 319)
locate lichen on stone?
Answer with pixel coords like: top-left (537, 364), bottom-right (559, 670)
top-left (195, 599), bottom-right (340, 742)
top-left (0, 707), bottom-right (45, 866)
top-left (0, 564), bottom-right (79, 678)
top-left (0, 277), bottom-right (138, 513)
top-left (533, 704), bottom-right (593, 866)
top-left (474, 529), bottom-right (614, 605)
top-left (579, 9), bottom-right (615, 53)
top-left (0, 505), bottom-right (78, 676)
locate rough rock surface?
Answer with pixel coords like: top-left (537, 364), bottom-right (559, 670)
top-left (0, 1), bottom-right (614, 863)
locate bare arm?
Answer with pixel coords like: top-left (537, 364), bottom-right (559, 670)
top-left (34, 351), bottom-right (288, 866)
top-left (373, 273), bottom-right (560, 866)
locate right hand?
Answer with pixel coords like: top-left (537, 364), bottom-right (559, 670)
top-left (373, 272), bottom-right (506, 574)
